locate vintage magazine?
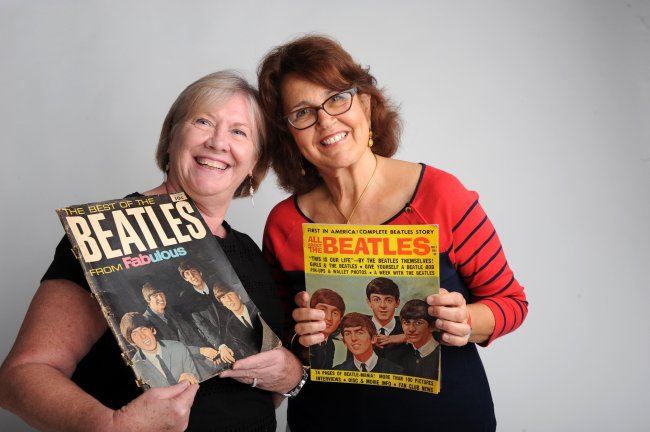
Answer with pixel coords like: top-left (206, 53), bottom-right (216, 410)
top-left (56, 192), bottom-right (280, 390)
top-left (303, 224), bottom-right (440, 394)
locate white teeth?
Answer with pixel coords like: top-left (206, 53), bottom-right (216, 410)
top-left (197, 158), bottom-right (227, 170)
top-left (321, 132), bottom-right (347, 145)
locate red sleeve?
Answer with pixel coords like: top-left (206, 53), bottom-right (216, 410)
top-left (262, 196), bottom-right (305, 346)
top-left (411, 167), bottom-right (528, 346)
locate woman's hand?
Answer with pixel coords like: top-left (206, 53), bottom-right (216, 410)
top-left (427, 289), bottom-right (495, 345)
top-left (219, 347), bottom-right (304, 396)
top-left (292, 291), bottom-right (326, 347)
top-left (426, 288), bottom-right (472, 346)
top-left (109, 382), bottom-right (199, 432)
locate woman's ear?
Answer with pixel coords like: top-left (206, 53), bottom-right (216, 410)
top-left (359, 93), bottom-right (372, 121)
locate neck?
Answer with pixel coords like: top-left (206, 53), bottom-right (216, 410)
top-left (323, 153), bottom-right (379, 224)
top-left (377, 317), bottom-right (392, 327)
top-left (159, 181), bottom-right (229, 236)
top-left (356, 350), bottom-right (373, 363)
top-left (413, 339), bottom-right (428, 349)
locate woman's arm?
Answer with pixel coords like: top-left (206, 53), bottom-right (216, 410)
top-left (425, 170), bottom-right (528, 347)
top-left (0, 279), bottom-right (198, 432)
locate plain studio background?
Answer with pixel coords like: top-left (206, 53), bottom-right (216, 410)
top-left (1, 1), bottom-right (648, 431)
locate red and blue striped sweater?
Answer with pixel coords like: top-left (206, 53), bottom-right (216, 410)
top-left (262, 164), bottom-right (528, 431)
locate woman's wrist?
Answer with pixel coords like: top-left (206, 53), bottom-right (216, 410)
top-left (289, 333), bottom-right (310, 365)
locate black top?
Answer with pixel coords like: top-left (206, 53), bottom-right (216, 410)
top-left (285, 254), bottom-right (497, 432)
top-left (42, 220), bottom-right (282, 432)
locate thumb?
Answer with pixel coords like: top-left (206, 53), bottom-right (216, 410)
top-left (148, 381), bottom-right (192, 400)
top-left (173, 383), bottom-right (200, 406)
top-left (295, 291), bottom-right (310, 308)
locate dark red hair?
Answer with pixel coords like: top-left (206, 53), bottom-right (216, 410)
top-left (257, 34), bottom-right (402, 195)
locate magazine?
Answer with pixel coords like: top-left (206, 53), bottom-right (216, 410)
top-left (303, 223), bottom-right (440, 394)
top-left (56, 192), bottom-right (280, 390)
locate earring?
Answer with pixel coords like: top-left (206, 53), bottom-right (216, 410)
top-left (368, 129), bottom-right (374, 148)
top-left (299, 160), bottom-right (306, 176)
top-left (249, 175), bottom-right (255, 207)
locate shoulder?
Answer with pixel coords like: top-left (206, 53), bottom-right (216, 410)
top-left (246, 301), bottom-right (260, 315)
top-left (418, 165), bottom-right (474, 196)
top-left (222, 221), bottom-right (259, 250)
top-left (160, 339), bottom-right (189, 352)
top-left (377, 357), bottom-right (403, 373)
top-left (333, 359), bottom-right (352, 370)
top-left (263, 194), bottom-right (305, 249)
top-left (266, 195), bottom-right (302, 225)
top-left (411, 164), bottom-right (479, 217)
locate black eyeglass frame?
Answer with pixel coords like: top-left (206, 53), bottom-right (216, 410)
top-left (284, 87), bottom-right (359, 130)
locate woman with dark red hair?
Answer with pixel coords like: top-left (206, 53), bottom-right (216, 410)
top-left (259, 35), bottom-right (528, 431)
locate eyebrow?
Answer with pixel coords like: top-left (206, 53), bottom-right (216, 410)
top-left (231, 121), bottom-right (252, 130)
top-left (286, 89), bottom-right (340, 112)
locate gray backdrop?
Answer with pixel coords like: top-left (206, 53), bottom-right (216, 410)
top-left (1, 1), bottom-right (649, 431)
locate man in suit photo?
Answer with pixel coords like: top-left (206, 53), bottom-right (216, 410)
top-left (141, 282), bottom-right (219, 380)
top-left (119, 312), bottom-right (199, 388)
top-left (333, 313), bottom-right (402, 374)
top-left (398, 299), bottom-right (440, 380)
top-left (176, 261), bottom-right (236, 364)
top-left (309, 288), bottom-right (346, 369)
top-left (213, 285), bottom-right (262, 359)
top-left (365, 277), bottom-right (407, 361)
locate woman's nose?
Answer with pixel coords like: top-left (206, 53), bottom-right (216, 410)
top-left (315, 107), bottom-right (336, 128)
top-left (206, 127), bottom-right (230, 152)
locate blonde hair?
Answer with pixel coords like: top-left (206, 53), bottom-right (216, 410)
top-left (155, 70), bottom-right (269, 198)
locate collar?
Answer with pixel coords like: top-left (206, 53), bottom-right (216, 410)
top-left (354, 351), bottom-right (378, 372)
top-left (411, 337), bottom-right (438, 357)
top-left (194, 282), bottom-right (210, 295)
top-left (372, 316), bottom-right (396, 334)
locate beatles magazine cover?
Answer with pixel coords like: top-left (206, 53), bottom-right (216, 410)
top-left (303, 224), bottom-right (440, 394)
top-left (56, 192), bottom-right (280, 390)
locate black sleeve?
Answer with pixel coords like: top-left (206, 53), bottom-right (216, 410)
top-left (41, 235), bottom-right (88, 290)
top-left (42, 192), bottom-right (143, 288)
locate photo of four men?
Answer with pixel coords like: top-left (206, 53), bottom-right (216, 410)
top-left (118, 260), bottom-right (262, 388)
top-left (309, 276), bottom-right (440, 380)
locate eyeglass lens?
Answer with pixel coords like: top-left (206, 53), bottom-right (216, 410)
top-left (287, 89), bottom-right (355, 129)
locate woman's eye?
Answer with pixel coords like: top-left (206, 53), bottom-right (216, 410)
top-left (293, 108), bottom-right (311, 120)
top-left (194, 118), bottom-right (213, 128)
top-left (233, 129), bottom-right (247, 137)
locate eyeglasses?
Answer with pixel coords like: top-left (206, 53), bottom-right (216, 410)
top-left (284, 88), bottom-right (358, 130)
